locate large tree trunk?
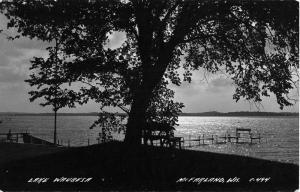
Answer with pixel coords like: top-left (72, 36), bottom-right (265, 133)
top-left (124, 50), bottom-right (175, 145)
top-left (124, 88), bottom-right (152, 145)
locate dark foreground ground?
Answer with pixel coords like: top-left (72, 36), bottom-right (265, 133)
top-left (0, 142), bottom-right (298, 191)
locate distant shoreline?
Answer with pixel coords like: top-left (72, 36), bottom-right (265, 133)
top-left (0, 111), bottom-right (298, 117)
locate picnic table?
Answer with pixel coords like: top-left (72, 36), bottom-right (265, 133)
top-left (142, 122), bottom-right (183, 149)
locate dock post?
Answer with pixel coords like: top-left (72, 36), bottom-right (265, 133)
top-left (259, 133), bottom-right (261, 143)
top-left (211, 135), bottom-right (214, 144)
top-left (198, 136), bottom-right (201, 146)
top-left (202, 134), bottom-right (205, 144)
top-left (189, 135), bottom-right (191, 147)
top-left (179, 138), bottom-right (182, 149)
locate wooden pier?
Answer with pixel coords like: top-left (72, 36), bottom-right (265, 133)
top-left (1, 128), bottom-right (262, 149)
top-left (142, 130), bottom-right (262, 149)
top-left (0, 132), bottom-right (59, 146)
top-left (0, 132), bottom-right (27, 143)
top-left (180, 128), bottom-right (262, 148)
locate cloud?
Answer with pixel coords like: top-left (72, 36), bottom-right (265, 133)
top-left (210, 77), bottom-right (233, 87)
top-left (106, 31), bottom-right (126, 49)
top-left (13, 37), bottom-right (49, 50)
top-left (0, 47), bottom-right (49, 84)
top-left (0, 67), bottom-right (27, 83)
top-left (205, 77), bottom-right (233, 93)
top-left (0, 52), bottom-right (10, 66)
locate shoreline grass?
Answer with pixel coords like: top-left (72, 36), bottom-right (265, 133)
top-left (0, 142), bottom-right (66, 165)
top-left (0, 142), bottom-right (298, 191)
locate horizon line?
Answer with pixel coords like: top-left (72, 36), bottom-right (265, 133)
top-left (0, 111), bottom-right (298, 114)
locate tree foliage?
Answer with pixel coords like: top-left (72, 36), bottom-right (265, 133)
top-left (25, 43), bottom-right (80, 111)
top-left (1, 0), bottom-right (298, 144)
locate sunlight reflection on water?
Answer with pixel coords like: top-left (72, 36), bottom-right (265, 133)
top-left (175, 116), bottom-right (298, 164)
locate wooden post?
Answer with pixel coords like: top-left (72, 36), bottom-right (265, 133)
top-left (189, 135), bottom-right (191, 147)
top-left (211, 135), bottom-right (214, 144)
top-left (198, 136), bottom-right (201, 146)
top-left (202, 134), bottom-right (205, 144)
top-left (179, 138), bottom-right (182, 149)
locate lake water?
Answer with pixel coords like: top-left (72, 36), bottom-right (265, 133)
top-left (0, 116), bottom-right (298, 164)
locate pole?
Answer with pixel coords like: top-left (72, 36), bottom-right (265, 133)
top-left (53, 38), bottom-right (59, 146)
top-left (54, 109), bottom-right (57, 145)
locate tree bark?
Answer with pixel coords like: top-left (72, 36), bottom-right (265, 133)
top-left (124, 87), bottom-right (152, 145)
top-left (124, 4), bottom-right (179, 145)
top-left (124, 45), bottom-right (176, 145)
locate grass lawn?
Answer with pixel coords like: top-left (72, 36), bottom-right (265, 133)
top-left (0, 142), bottom-right (66, 165)
top-left (0, 142), bottom-right (298, 191)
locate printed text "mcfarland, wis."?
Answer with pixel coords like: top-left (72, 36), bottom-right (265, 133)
top-left (176, 177), bottom-right (271, 185)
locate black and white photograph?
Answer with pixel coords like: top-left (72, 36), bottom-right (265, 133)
top-left (0, 0), bottom-right (298, 191)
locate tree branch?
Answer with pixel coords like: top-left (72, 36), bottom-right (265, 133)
top-left (161, 0), bottom-right (181, 27)
top-left (180, 33), bottom-right (213, 44)
top-left (81, 80), bottom-right (130, 114)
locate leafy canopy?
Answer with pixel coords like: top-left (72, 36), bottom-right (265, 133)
top-left (0, 0), bottom-right (298, 124)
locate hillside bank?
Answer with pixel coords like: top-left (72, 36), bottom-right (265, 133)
top-left (0, 142), bottom-right (298, 190)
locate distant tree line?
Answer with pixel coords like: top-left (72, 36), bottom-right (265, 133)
top-left (180, 111), bottom-right (299, 117)
top-left (0, 111), bottom-right (298, 117)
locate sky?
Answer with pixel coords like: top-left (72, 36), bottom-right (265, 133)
top-left (0, 15), bottom-right (298, 113)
